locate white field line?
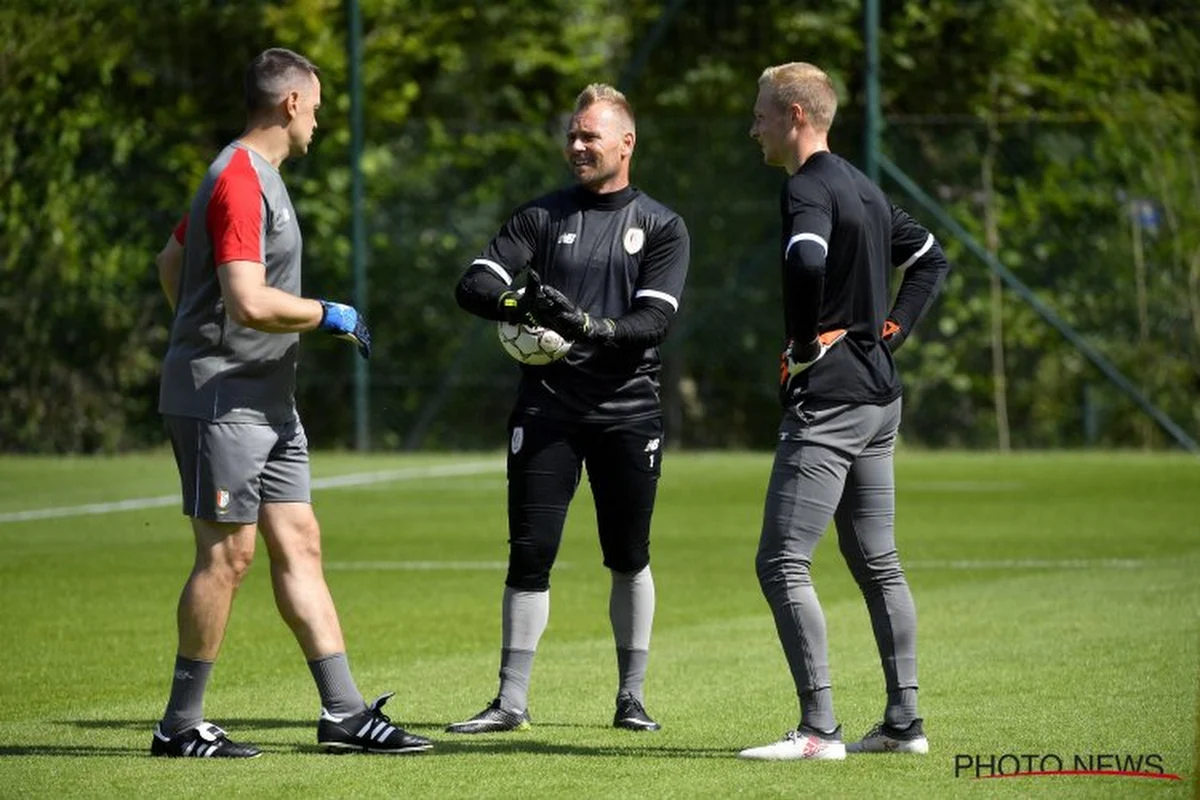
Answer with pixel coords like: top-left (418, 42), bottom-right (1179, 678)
top-left (0, 460), bottom-right (504, 524)
top-left (323, 559), bottom-right (1141, 572)
top-left (907, 558), bottom-right (1146, 569)
top-left (325, 561), bottom-right (510, 571)
top-left (901, 481), bottom-right (1025, 492)
top-left (324, 560), bottom-right (576, 571)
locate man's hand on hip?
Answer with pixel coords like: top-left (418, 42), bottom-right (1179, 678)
top-left (780, 328), bottom-right (847, 384)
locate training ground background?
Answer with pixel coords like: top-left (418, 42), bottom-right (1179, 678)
top-left (0, 450), bottom-right (1196, 798)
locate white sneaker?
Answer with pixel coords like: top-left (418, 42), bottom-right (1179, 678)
top-left (738, 727), bottom-right (846, 761)
top-left (846, 719), bottom-right (929, 754)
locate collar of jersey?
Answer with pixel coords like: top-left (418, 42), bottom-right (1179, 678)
top-left (573, 184), bottom-right (639, 210)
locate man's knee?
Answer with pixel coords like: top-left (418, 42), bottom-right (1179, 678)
top-left (603, 545), bottom-right (649, 576)
top-left (194, 529), bottom-right (256, 586)
top-left (754, 550), bottom-right (781, 592)
top-left (755, 548), bottom-right (813, 594)
top-left (505, 568), bottom-right (551, 592)
top-left (837, 530), bottom-right (903, 587)
top-left (260, 505), bottom-right (324, 568)
top-left (218, 550), bottom-right (255, 587)
top-left (506, 538), bottom-right (557, 591)
top-left (282, 519), bottom-right (323, 564)
top-left (597, 514), bottom-right (651, 574)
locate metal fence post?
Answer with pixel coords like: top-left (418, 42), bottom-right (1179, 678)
top-left (347, 0), bottom-right (369, 451)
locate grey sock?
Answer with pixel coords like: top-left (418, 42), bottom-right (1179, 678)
top-left (610, 567), bottom-right (655, 703)
top-left (498, 649), bottom-right (536, 712)
top-left (498, 587), bottom-right (549, 711)
top-left (609, 566), bottom-right (657, 705)
top-left (161, 655), bottom-right (213, 736)
top-left (885, 688), bottom-right (919, 728)
top-left (308, 652), bottom-right (366, 717)
top-left (616, 648), bottom-right (649, 702)
top-left (800, 688), bottom-right (836, 734)
top-left (609, 566), bottom-right (655, 650)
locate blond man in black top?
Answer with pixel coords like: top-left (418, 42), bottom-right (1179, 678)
top-left (738, 62), bottom-right (949, 761)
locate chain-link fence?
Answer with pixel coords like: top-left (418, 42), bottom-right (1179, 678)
top-left (292, 111), bottom-right (1198, 452)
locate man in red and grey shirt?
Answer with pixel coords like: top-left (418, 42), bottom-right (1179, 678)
top-left (151, 48), bottom-right (428, 758)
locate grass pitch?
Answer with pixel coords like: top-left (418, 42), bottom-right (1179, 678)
top-left (0, 450), bottom-right (1196, 798)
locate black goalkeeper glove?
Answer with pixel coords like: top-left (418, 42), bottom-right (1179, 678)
top-left (496, 281), bottom-right (538, 325)
top-left (533, 275), bottom-right (615, 345)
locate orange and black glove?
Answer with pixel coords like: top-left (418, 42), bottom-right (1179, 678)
top-left (882, 318), bottom-right (905, 352)
top-left (780, 328), bottom-right (847, 386)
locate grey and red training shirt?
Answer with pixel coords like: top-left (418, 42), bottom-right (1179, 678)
top-left (159, 142), bottom-right (303, 424)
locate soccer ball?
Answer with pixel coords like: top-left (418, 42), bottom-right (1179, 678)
top-left (497, 321), bottom-right (572, 365)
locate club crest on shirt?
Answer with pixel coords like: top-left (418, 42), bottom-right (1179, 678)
top-left (623, 227), bottom-right (644, 255)
top-left (511, 426), bottom-right (524, 455)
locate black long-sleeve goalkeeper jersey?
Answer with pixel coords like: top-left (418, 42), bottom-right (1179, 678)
top-left (778, 151), bottom-right (950, 406)
top-left (456, 184), bottom-right (690, 422)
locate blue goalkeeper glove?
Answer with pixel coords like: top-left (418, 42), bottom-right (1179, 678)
top-left (318, 300), bottom-right (372, 359)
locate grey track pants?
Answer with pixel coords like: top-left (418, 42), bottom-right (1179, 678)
top-left (755, 397), bottom-right (917, 699)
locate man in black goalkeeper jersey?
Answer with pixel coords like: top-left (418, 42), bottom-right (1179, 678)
top-left (736, 63), bottom-right (950, 762)
top-left (449, 83), bottom-right (690, 734)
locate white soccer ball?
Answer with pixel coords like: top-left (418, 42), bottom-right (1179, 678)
top-left (497, 320), bottom-right (572, 365)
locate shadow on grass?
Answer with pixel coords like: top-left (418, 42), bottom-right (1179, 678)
top-left (287, 739), bottom-right (734, 759)
top-left (57, 718), bottom-right (581, 733)
top-left (0, 745), bottom-right (146, 757)
top-left (63, 718), bottom-right (661, 731)
top-left (59, 718), bottom-right (309, 731)
top-left (422, 739), bottom-right (735, 759)
top-left (1, 741), bottom-right (732, 760)
top-left (38, 719), bottom-right (735, 760)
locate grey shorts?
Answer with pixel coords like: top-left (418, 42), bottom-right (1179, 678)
top-left (164, 414), bottom-right (312, 524)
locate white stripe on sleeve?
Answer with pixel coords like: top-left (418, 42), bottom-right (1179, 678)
top-left (634, 288), bottom-right (679, 311)
top-left (472, 258), bottom-right (513, 285)
top-left (896, 233), bottom-right (934, 269)
top-left (785, 232), bottom-right (828, 258)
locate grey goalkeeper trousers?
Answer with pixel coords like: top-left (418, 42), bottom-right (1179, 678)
top-left (755, 396), bottom-right (917, 701)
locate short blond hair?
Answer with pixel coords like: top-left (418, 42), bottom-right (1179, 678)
top-left (574, 83), bottom-right (636, 133)
top-left (758, 62), bottom-right (837, 133)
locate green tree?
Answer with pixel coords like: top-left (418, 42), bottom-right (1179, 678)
top-left (0, 0), bottom-right (271, 451)
top-left (2, 0), bottom-right (1196, 453)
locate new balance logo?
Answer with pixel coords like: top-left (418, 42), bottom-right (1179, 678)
top-left (557, 232), bottom-right (577, 244)
top-left (645, 437), bottom-right (661, 469)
